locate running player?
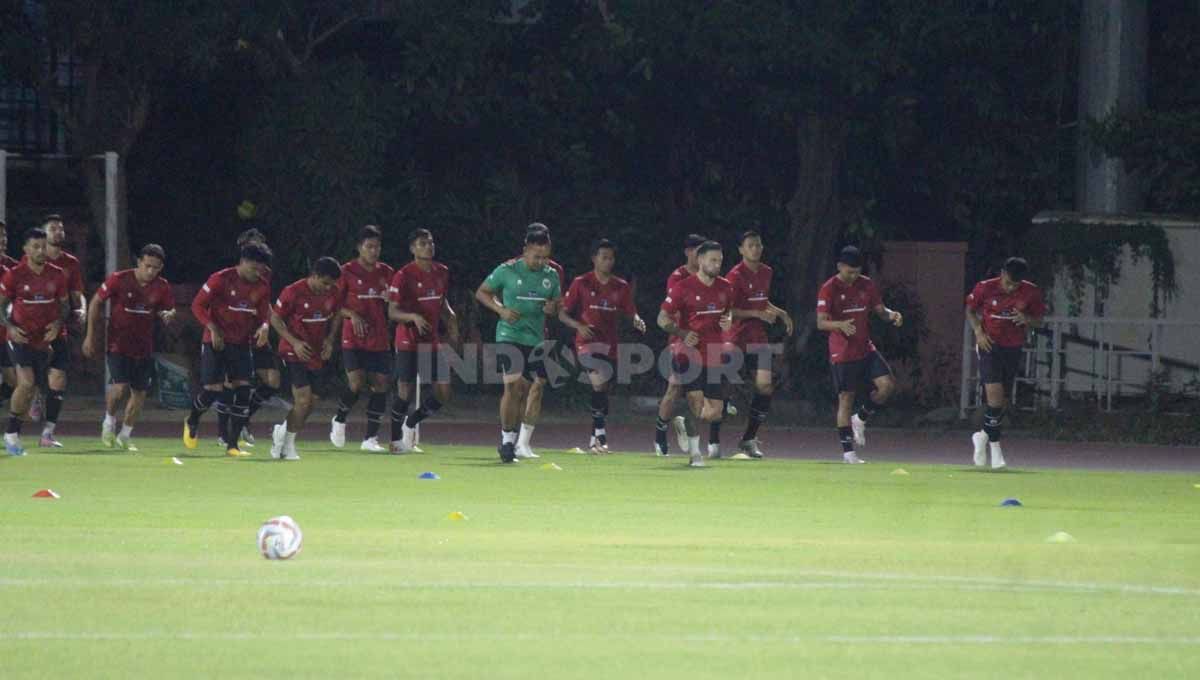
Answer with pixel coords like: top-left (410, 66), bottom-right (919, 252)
top-left (654, 233), bottom-right (707, 456)
top-left (82, 244), bottom-right (176, 451)
top-left (657, 241), bottom-right (733, 467)
top-left (184, 241), bottom-right (273, 457)
top-left (268, 256), bottom-right (342, 461)
top-left (388, 228), bottom-right (458, 454)
top-left (725, 230), bottom-right (793, 458)
top-left (0, 228), bottom-right (69, 455)
top-left (330, 225), bottom-right (395, 452)
top-left (815, 246), bottom-right (903, 464)
top-left (0, 220), bottom-right (18, 411)
top-left (965, 257), bottom-right (1045, 469)
top-left (475, 230), bottom-right (561, 463)
top-left (559, 238), bottom-right (646, 453)
top-left (511, 222), bottom-right (565, 459)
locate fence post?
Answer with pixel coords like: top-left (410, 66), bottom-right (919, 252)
top-left (959, 318), bottom-right (974, 419)
top-left (1050, 321), bottom-right (1061, 409)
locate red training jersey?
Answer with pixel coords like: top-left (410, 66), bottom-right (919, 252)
top-left (23, 250), bottom-right (83, 338)
top-left (817, 274), bottom-right (883, 364)
top-left (95, 269), bottom-right (175, 358)
top-left (274, 278), bottom-right (341, 369)
top-left (661, 275), bottom-right (733, 367)
top-left (965, 277), bottom-right (1046, 349)
top-left (0, 255), bottom-right (16, 343)
top-left (665, 265), bottom-right (695, 351)
top-left (562, 272), bottom-right (638, 358)
top-left (0, 261), bottom-right (68, 350)
top-left (389, 260), bottom-right (450, 350)
top-left (726, 261), bottom-right (774, 347)
top-left (338, 259), bottom-right (395, 352)
top-left (191, 266), bottom-right (271, 345)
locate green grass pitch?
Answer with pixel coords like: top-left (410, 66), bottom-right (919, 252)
top-left (2, 437), bottom-right (1199, 678)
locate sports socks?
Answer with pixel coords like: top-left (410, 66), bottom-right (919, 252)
top-left (390, 396), bottom-right (411, 442)
top-left (983, 406), bottom-right (1004, 442)
top-left (188, 388), bottom-right (220, 431)
top-left (838, 426), bottom-right (854, 453)
top-left (227, 385), bottom-right (253, 448)
top-left (742, 393), bottom-right (771, 442)
top-left (590, 391), bottom-right (608, 445)
top-left (334, 387), bottom-right (359, 424)
top-left (654, 416), bottom-right (669, 451)
top-left (405, 396), bottom-right (442, 428)
top-left (248, 384), bottom-right (277, 419)
top-left (365, 391), bottom-right (387, 440)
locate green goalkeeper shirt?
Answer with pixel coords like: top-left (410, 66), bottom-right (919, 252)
top-left (483, 259), bottom-right (561, 347)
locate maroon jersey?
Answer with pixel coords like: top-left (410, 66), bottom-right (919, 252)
top-left (389, 261), bottom-right (450, 350)
top-left (966, 277), bottom-right (1046, 349)
top-left (563, 272), bottom-right (638, 358)
top-left (0, 256), bottom-right (14, 344)
top-left (661, 275), bottom-right (733, 367)
top-left (0, 254), bottom-right (18, 269)
top-left (0, 261), bottom-right (68, 350)
top-left (95, 269), bottom-right (175, 358)
top-left (191, 267), bottom-right (271, 345)
top-left (664, 265), bottom-right (695, 351)
top-left (817, 275), bottom-right (883, 364)
top-left (338, 259), bottom-right (394, 352)
top-left (726, 261), bottom-right (774, 347)
top-left (274, 278), bottom-right (340, 369)
top-left (24, 250), bottom-right (83, 338)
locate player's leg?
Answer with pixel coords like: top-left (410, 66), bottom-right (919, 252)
top-left (115, 357), bottom-right (153, 451)
top-left (517, 374), bottom-right (546, 458)
top-left (850, 352), bottom-right (894, 449)
top-left (331, 350), bottom-right (365, 447)
top-left (39, 339), bottom-right (69, 447)
top-left (400, 348), bottom-right (451, 452)
top-left (103, 382), bottom-right (129, 447)
top-left (499, 375), bottom-right (528, 463)
top-left (0, 344), bottom-right (16, 409)
top-left (655, 378), bottom-right (681, 456)
top-left (223, 346), bottom-right (255, 457)
top-left (215, 380), bottom-right (233, 447)
top-left (836, 389), bottom-right (862, 464)
top-left (185, 343), bottom-right (225, 448)
top-left (739, 354), bottom-right (773, 458)
top-left (246, 351), bottom-right (282, 443)
top-left (587, 368), bottom-right (611, 454)
top-left (361, 361), bottom-right (390, 451)
top-left (390, 350), bottom-right (416, 453)
top-left (5, 348), bottom-right (39, 455)
top-left (683, 387), bottom-right (707, 467)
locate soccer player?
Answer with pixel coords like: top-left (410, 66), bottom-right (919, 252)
top-left (184, 241), bottom-right (273, 457)
top-left (965, 257), bottom-right (1045, 469)
top-left (816, 246), bottom-right (903, 464)
top-left (510, 222), bottom-right (565, 459)
top-left (0, 228), bottom-right (69, 455)
top-left (559, 238), bottom-right (646, 453)
top-left (475, 230), bottom-right (561, 463)
top-left (82, 244), bottom-right (176, 450)
top-left (725, 230), bottom-right (794, 458)
top-left (0, 220), bottom-right (18, 411)
top-left (268, 257), bottom-right (343, 461)
top-left (657, 241), bottom-right (734, 468)
top-left (388, 228), bottom-right (458, 454)
top-left (24, 215), bottom-right (85, 443)
top-left (330, 225), bottom-right (395, 452)
top-left (654, 233), bottom-right (707, 456)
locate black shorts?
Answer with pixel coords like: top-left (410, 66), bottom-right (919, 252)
top-left (252, 345), bottom-right (277, 373)
top-left (0, 341), bottom-right (11, 369)
top-left (831, 351), bottom-right (893, 394)
top-left (286, 362), bottom-right (320, 389)
top-left (496, 342), bottom-right (550, 382)
top-left (9, 338), bottom-right (70, 372)
top-left (107, 354), bottom-right (155, 391)
top-left (200, 342), bottom-right (254, 385)
top-left (671, 353), bottom-right (727, 401)
top-left (342, 348), bottom-right (391, 376)
top-left (395, 347), bottom-right (450, 384)
top-left (978, 346), bottom-right (1023, 389)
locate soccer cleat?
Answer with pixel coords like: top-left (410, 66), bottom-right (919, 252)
top-left (183, 419), bottom-right (199, 449)
top-left (270, 424), bottom-right (286, 460)
top-left (5, 434), bottom-right (25, 457)
top-left (514, 444), bottom-right (539, 459)
top-left (116, 436), bottom-right (138, 452)
top-left (216, 436), bottom-right (228, 449)
top-left (329, 418), bottom-right (346, 448)
top-left (843, 451), bottom-right (866, 464)
top-left (671, 416), bottom-right (689, 453)
top-left (654, 441), bottom-right (669, 456)
top-left (389, 440), bottom-right (410, 454)
top-left (725, 402), bottom-right (738, 416)
top-left (101, 427), bottom-right (117, 448)
top-left (225, 446), bottom-right (252, 458)
top-left (39, 435), bottom-right (63, 448)
top-left (239, 427), bottom-right (255, 448)
top-left (282, 445), bottom-right (300, 461)
top-left (360, 437), bottom-right (387, 452)
top-left (498, 442), bottom-right (517, 463)
top-left (707, 442), bottom-right (721, 459)
top-left (972, 431), bottom-right (988, 467)
top-left (850, 413), bottom-right (867, 448)
top-left (688, 450), bottom-right (706, 468)
top-left (990, 442), bottom-right (1006, 470)
top-left (588, 436), bottom-right (610, 455)
top-left (401, 424), bottom-right (417, 452)
top-left (738, 439), bottom-right (765, 459)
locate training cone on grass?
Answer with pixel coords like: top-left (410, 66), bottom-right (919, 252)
top-left (729, 452), bottom-right (752, 460)
top-left (447, 511), bottom-right (468, 521)
top-left (32, 489), bottom-right (60, 499)
top-left (170, 457), bottom-right (184, 465)
top-left (541, 462), bottom-right (563, 471)
top-left (1000, 498), bottom-right (1023, 507)
top-left (1045, 531), bottom-right (1076, 543)
top-left (891, 468), bottom-right (910, 476)
top-left (418, 471), bottom-right (440, 480)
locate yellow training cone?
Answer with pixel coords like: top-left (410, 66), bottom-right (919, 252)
top-left (447, 511), bottom-right (468, 521)
top-left (891, 468), bottom-right (910, 476)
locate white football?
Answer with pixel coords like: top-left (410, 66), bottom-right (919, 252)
top-left (257, 515), bottom-right (303, 560)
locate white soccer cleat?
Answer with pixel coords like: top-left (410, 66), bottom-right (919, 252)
top-left (843, 451), bottom-right (866, 464)
top-left (671, 416), bottom-right (689, 453)
top-left (360, 437), bottom-right (386, 453)
top-left (239, 427), bottom-right (255, 448)
top-left (972, 431), bottom-right (988, 467)
top-left (514, 444), bottom-right (539, 459)
top-left (850, 413), bottom-right (867, 448)
top-left (101, 423), bottom-right (116, 448)
top-left (283, 440), bottom-right (300, 461)
top-left (688, 450), bottom-right (706, 467)
top-left (707, 442), bottom-right (721, 459)
top-left (654, 441), bottom-right (669, 456)
top-left (990, 442), bottom-right (1006, 470)
top-left (401, 424), bottom-right (417, 451)
top-left (116, 436), bottom-right (138, 452)
top-left (270, 424), bottom-right (286, 460)
top-left (329, 418), bottom-right (346, 448)
top-left (389, 438), bottom-right (413, 454)
top-left (738, 439), bottom-right (765, 459)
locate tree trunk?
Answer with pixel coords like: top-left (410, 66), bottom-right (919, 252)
top-left (783, 112), bottom-right (846, 380)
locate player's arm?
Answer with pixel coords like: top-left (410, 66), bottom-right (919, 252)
top-left (44, 293), bottom-right (68, 343)
top-left (873, 303), bottom-right (902, 327)
top-left (269, 308), bottom-right (312, 361)
top-left (254, 294), bottom-right (271, 348)
top-left (0, 293), bottom-right (27, 344)
top-left (441, 297), bottom-right (460, 344)
top-left (557, 305), bottom-right (593, 338)
top-left (1013, 291), bottom-right (1046, 330)
top-left (82, 293), bottom-right (106, 359)
top-left (816, 311), bottom-right (856, 336)
top-left (387, 299), bottom-right (431, 333)
top-left (321, 303), bottom-right (341, 361)
top-left (191, 276), bottom-right (225, 349)
top-left (475, 281), bottom-right (519, 323)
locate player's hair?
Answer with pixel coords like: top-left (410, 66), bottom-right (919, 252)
top-left (42, 214), bottom-right (63, 227)
top-left (239, 241), bottom-right (273, 264)
top-left (358, 224), bottom-right (383, 244)
top-left (312, 256), bottom-right (342, 280)
top-left (408, 228), bottom-right (433, 246)
top-left (1002, 257), bottom-right (1029, 280)
top-left (526, 222), bottom-right (550, 236)
top-left (236, 228), bottom-right (266, 248)
top-left (696, 240), bottom-right (722, 257)
top-left (590, 238), bottom-right (615, 257)
top-left (837, 245), bottom-right (862, 267)
top-left (23, 227), bottom-right (47, 244)
top-left (139, 244), bottom-right (166, 262)
top-left (739, 230), bottom-right (762, 245)
top-left (525, 231), bottom-right (551, 247)
top-left (684, 233), bottom-right (707, 249)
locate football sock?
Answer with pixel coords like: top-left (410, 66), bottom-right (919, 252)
top-left (334, 388), bottom-right (359, 424)
top-left (743, 393), bottom-right (771, 442)
top-left (365, 392), bottom-right (387, 439)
